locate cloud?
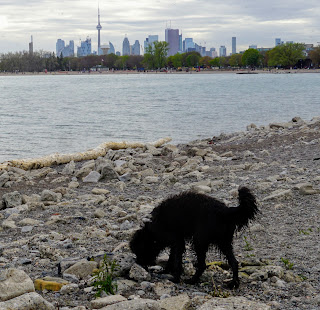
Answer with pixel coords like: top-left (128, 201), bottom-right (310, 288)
top-left (1, 0), bottom-right (320, 54)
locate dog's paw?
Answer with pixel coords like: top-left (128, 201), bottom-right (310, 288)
top-left (184, 277), bottom-right (199, 285)
top-left (225, 279), bottom-right (240, 289)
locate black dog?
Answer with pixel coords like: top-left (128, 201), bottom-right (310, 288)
top-left (130, 187), bottom-right (258, 288)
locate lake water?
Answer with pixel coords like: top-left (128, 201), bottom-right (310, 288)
top-left (0, 73), bottom-right (319, 162)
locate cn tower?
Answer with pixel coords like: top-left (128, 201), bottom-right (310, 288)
top-left (96, 6), bottom-right (102, 55)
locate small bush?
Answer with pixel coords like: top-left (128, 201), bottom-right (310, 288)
top-left (92, 255), bottom-right (119, 297)
top-left (280, 257), bottom-right (294, 270)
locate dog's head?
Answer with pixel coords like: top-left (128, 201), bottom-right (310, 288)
top-left (129, 224), bottom-right (159, 268)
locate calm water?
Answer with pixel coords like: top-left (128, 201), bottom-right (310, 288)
top-left (0, 73), bottom-right (319, 162)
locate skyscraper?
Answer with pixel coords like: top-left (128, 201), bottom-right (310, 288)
top-left (219, 46), bottom-right (226, 57)
top-left (144, 35), bottom-right (158, 53)
top-left (56, 39), bottom-right (65, 56)
top-left (165, 28), bottom-right (180, 56)
top-left (108, 42), bottom-right (115, 54)
top-left (184, 38), bottom-right (194, 52)
top-left (232, 37), bottom-right (236, 54)
top-left (77, 37), bottom-right (92, 57)
top-left (122, 37), bottom-right (130, 56)
top-left (131, 40), bottom-right (140, 55)
top-left (275, 38), bottom-right (283, 46)
top-left (29, 36), bottom-right (33, 55)
top-left (96, 6), bottom-right (102, 55)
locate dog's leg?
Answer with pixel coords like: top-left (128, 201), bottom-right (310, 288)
top-left (221, 245), bottom-right (239, 289)
top-left (170, 239), bottom-right (185, 283)
top-left (164, 249), bottom-right (175, 273)
top-left (186, 241), bottom-right (208, 284)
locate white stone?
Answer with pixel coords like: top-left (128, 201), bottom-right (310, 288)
top-left (98, 299), bottom-right (161, 310)
top-left (0, 268), bottom-right (35, 301)
top-left (0, 292), bottom-right (55, 310)
top-left (90, 295), bottom-right (127, 309)
top-left (198, 296), bottom-right (270, 310)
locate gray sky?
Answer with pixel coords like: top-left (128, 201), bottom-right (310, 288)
top-left (1, 0), bottom-right (320, 55)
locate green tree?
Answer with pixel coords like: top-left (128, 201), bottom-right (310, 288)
top-left (185, 52), bottom-right (201, 67)
top-left (209, 57), bottom-right (221, 67)
top-left (171, 53), bottom-right (183, 68)
top-left (199, 56), bottom-right (212, 68)
top-left (143, 41), bottom-right (169, 69)
top-left (229, 53), bottom-right (242, 67)
top-left (268, 43), bottom-right (305, 68)
top-left (309, 46), bottom-right (320, 68)
top-left (154, 41), bottom-right (169, 68)
top-left (241, 49), bottom-right (261, 68)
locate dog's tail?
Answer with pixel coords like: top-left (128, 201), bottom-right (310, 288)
top-left (234, 187), bottom-right (259, 232)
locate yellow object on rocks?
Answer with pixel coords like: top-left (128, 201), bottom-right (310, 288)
top-left (0, 137), bottom-right (172, 171)
top-left (34, 278), bottom-right (69, 292)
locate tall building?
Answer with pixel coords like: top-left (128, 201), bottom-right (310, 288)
top-left (249, 44), bottom-right (257, 49)
top-left (219, 46), bottom-right (226, 57)
top-left (56, 39), bottom-right (65, 56)
top-left (29, 36), bottom-right (33, 55)
top-left (232, 37), bottom-right (236, 54)
top-left (77, 37), bottom-right (91, 57)
top-left (96, 6), bottom-right (102, 55)
top-left (210, 47), bottom-right (218, 58)
top-left (275, 38), bottom-right (283, 46)
top-left (108, 42), bottom-right (115, 54)
top-left (144, 35), bottom-right (158, 53)
top-left (122, 37), bottom-right (130, 55)
top-left (165, 28), bottom-right (180, 56)
top-left (56, 39), bottom-right (74, 57)
top-left (132, 40), bottom-right (140, 55)
top-left (184, 38), bottom-right (194, 52)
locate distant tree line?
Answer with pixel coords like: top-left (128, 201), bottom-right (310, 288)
top-left (1, 42), bottom-right (320, 73)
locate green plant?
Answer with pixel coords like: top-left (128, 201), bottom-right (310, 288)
top-left (243, 236), bottom-right (254, 251)
top-left (210, 277), bottom-right (230, 298)
top-left (92, 255), bottom-right (119, 297)
top-left (280, 257), bottom-right (294, 270)
top-left (299, 228), bottom-right (312, 235)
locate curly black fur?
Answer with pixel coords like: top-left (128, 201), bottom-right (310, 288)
top-left (130, 187), bottom-right (259, 288)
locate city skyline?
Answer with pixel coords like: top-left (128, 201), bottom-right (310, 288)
top-left (1, 1), bottom-right (320, 55)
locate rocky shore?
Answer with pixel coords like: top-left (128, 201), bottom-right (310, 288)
top-left (0, 116), bottom-right (319, 310)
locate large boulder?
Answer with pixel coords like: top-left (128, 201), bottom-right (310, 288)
top-left (0, 268), bottom-right (35, 301)
top-left (0, 292), bottom-right (55, 310)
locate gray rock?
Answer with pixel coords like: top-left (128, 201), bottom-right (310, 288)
top-left (63, 260), bottom-right (98, 279)
top-left (41, 189), bottom-right (61, 202)
top-left (129, 264), bottom-right (151, 282)
top-left (0, 172), bottom-right (10, 188)
top-left (59, 283), bottom-right (79, 295)
top-left (90, 295), bottom-right (127, 309)
top-left (113, 253), bottom-right (136, 277)
top-left (99, 164), bottom-right (119, 181)
top-left (2, 191), bottom-right (22, 209)
top-left (0, 292), bottom-right (55, 310)
top-left (198, 296), bottom-right (270, 310)
top-left (83, 171), bottom-right (101, 183)
top-left (62, 160), bottom-right (76, 175)
top-left (1, 219), bottom-right (17, 229)
top-left (158, 294), bottom-right (191, 310)
top-left (296, 183), bottom-right (320, 195)
top-left (21, 226), bottom-right (34, 233)
top-left (98, 299), bottom-right (161, 310)
top-left (0, 268), bottom-right (35, 301)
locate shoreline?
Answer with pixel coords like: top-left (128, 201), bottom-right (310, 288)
top-left (0, 116), bottom-right (320, 309)
top-left (1, 68), bottom-right (320, 76)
